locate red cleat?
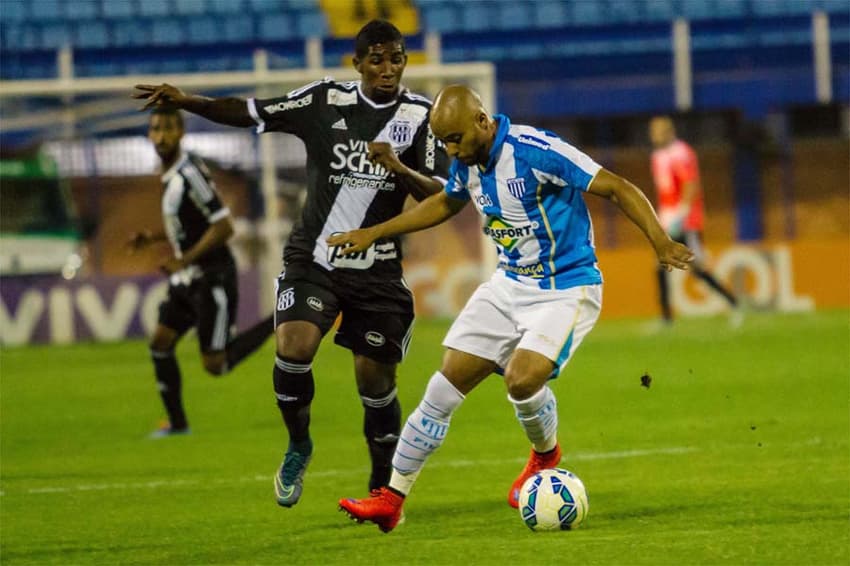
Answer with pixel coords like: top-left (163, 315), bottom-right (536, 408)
top-left (339, 487), bottom-right (405, 533)
top-left (507, 445), bottom-right (562, 508)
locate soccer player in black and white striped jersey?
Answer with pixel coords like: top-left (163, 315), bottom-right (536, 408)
top-left (128, 108), bottom-right (274, 438)
top-left (134, 20), bottom-right (451, 507)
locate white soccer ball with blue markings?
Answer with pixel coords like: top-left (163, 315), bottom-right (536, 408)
top-left (518, 468), bottom-right (588, 531)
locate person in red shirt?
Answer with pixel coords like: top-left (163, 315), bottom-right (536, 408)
top-left (649, 116), bottom-right (739, 324)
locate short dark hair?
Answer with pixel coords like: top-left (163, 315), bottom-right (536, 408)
top-left (354, 19), bottom-right (404, 58)
top-left (150, 107), bottom-right (184, 129)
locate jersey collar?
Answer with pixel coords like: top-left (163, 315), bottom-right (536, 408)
top-left (479, 114), bottom-right (511, 174)
top-left (161, 151), bottom-right (188, 184)
top-left (356, 81), bottom-right (402, 109)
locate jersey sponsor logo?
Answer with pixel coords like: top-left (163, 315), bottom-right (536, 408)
top-left (332, 118), bottom-right (348, 130)
top-left (326, 236), bottom-right (398, 269)
top-left (306, 296), bottom-right (324, 311)
top-left (330, 139), bottom-right (390, 177)
top-left (264, 94), bottom-right (313, 114)
top-left (517, 134), bottom-right (550, 151)
top-left (506, 177), bottom-right (527, 199)
top-left (475, 193), bottom-right (494, 208)
top-left (277, 287), bottom-right (295, 311)
top-left (365, 331), bottom-right (386, 347)
top-left (499, 261), bottom-right (546, 279)
top-left (425, 126), bottom-right (436, 170)
top-left (389, 120), bottom-right (413, 145)
top-left (327, 88), bottom-right (357, 106)
top-left (483, 217), bottom-right (535, 252)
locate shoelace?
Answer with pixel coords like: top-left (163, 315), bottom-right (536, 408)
top-left (281, 452), bottom-right (307, 483)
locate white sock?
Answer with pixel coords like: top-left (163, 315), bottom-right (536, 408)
top-left (509, 385), bottom-right (558, 453)
top-left (389, 371), bottom-right (465, 496)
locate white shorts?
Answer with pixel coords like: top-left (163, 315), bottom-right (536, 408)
top-left (442, 272), bottom-right (602, 377)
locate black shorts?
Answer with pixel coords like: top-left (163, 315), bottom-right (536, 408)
top-left (158, 266), bottom-right (238, 353)
top-left (274, 263), bottom-right (414, 364)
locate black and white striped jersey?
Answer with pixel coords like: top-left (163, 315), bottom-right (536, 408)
top-left (160, 152), bottom-right (235, 272)
top-left (247, 79), bottom-right (450, 283)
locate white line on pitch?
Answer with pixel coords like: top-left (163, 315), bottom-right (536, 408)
top-left (2, 445), bottom-right (697, 497)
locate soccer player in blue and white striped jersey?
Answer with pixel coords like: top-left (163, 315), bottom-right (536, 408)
top-left (331, 85), bottom-right (694, 531)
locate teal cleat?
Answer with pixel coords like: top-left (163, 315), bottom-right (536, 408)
top-left (274, 449), bottom-right (312, 507)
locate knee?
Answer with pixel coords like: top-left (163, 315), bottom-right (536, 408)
top-left (150, 336), bottom-right (175, 352)
top-left (275, 329), bottom-right (316, 362)
top-left (202, 354), bottom-right (228, 376)
top-left (504, 369), bottom-right (541, 401)
top-left (355, 359), bottom-right (396, 397)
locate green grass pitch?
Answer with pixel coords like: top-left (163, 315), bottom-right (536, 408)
top-left (1, 311), bottom-right (848, 565)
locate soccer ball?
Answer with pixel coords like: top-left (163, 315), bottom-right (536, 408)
top-left (518, 468), bottom-right (588, 531)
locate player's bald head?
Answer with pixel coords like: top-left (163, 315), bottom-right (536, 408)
top-left (431, 85), bottom-right (488, 135)
top-left (649, 115), bottom-right (676, 148)
top-left (429, 85), bottom-right (496, 166)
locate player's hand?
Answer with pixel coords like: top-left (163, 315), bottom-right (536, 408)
top-left (159, 256), bottom-right (185, 275)
top-left (326, 228), bottom-right (378, 255)
top-left (126, 230), bottom-right (153, 253)
top-left (133, 83), bottom-right (187, 111)
top-left (655, 237), bottom-right (694, 271)
top-left (367, 142), bottom-right (407, 175)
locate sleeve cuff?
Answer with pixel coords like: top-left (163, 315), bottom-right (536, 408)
top-left (246, 98), bottom-right (266, 134)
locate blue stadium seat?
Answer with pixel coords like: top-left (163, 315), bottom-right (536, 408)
top-left (2, 25), bottom-right (40, 51)
top-left (65, 0), bottom-right (99, 20)
top-left (295, 10), bottom-right (327, 38)
top-left (138, 0), bottom-right (173, 18)
top-left (151, 20), bottom-right (184, 46)
top-left (249, 0), bottom-right (283, 12)
top-left (571, 0), bottom-right (606, 26)
top-left (496, 3), bottom-right (532, 30)
top-left (187, 17), bottom-right (219, 44)
top-left (222, 15), bottom-right (254, 42)
top-left (532, 1), bottom-right (568, 29)
top-left (820, 0), bottom-right (850, 14)
top-left (175, 0), bottom-right (207, 16)
top-left (606, 0), bottom-right (643, 24)
top-left (29, 0), bottom-right (62, 22)
top-left (285, 0), bottom-right (318, 8)
top-left (258, 13), bottom-right (294, 41)
top-left (74, 21), bottom-right (109, 48)
top-left (208, 0), bottom-right (245, 13)
top-left (460, 3), bottom-right (493, 32)
top-left (41, 23), bottom-right (73, 49)
top-left (643, 0), bottom-right (677, 22)
top-left (2, 0), bottom-right (27, 22)
top-left (112, 20), bottom-right (151, 47)
top-left (688, 0), bottom-right (746, 19)
top-left (101, 0), bottom-right (135, 19)
top-left (421, 3), bottom-right (461, 33)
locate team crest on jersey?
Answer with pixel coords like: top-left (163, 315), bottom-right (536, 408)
top-left (506, 177), bottom-right (527, 199)
top-left (389, 121), bottom-right (413, 145)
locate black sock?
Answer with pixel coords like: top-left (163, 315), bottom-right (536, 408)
top-left (226, 314), bottom-right (274, 371)
top-left (657, 266), bottom-right (672, 322)
top-left (694, 268), bottom-right (739, 307)
top-left (273, 356), bottom-right (315, 450)
top-left (151, 349), bottom-right (187, 430)
top-left (361, 387), bottom-right (401, 490)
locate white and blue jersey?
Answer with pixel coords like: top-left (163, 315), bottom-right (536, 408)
top-left (444, 114), bottom-right (603, 290)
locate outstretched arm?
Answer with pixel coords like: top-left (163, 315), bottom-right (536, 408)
top-left (133, 84), bottom-right (255, 128)
top-left (587, 168), bottom-right (694, 271)
top-left (326, 191), bottom-right (466, 253)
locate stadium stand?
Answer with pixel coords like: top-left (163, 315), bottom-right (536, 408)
top-left (0, 0), bottom-right (847, 117)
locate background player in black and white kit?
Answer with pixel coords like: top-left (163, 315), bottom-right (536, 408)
top-left (128, 108), bottom-right (274, 438)
top-left (133, 20), bottom-right (450, 505)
